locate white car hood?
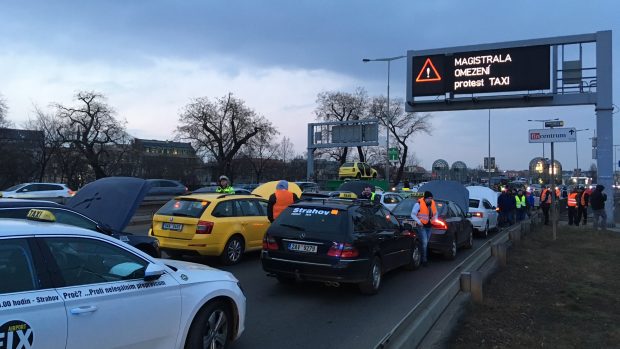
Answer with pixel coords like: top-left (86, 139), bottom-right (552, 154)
top-left (467, 186), bottom-right (499, 207)
top-left (158, 258), bottom-right (238, 283)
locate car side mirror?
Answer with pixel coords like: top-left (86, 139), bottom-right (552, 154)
top-left (144, 263), bottom-right (166, 281)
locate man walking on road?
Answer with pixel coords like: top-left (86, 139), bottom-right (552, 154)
top-left (540, 185), bottom-right (552, 225)
top-left (578, 186), bottom-right (590, 226)
top-left (515, 189), bottom-right (527, 222)
top-left (590, 184), bottom-right (607, 230)
top-left (567, 187), bottom-right (579, 226)
top-left (267, 180), bottom-right (300, 222)
top-left (411, 191), bottom-right (438, 267)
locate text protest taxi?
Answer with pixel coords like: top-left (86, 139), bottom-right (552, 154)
top-left (0, 210), bottom-right (246, 349)
top-left (151, 193), bottom-right (270, 265)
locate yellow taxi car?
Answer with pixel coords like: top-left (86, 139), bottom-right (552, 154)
top-left (338, 161), bottom-right (378, 180)
top-left (150, 193), bottom-right (270, 265)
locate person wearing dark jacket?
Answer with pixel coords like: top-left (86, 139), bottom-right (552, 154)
top-left (497, 190), bottom-right (512, 227)
top-left (267, 180), bottom-right (300, 222)
top-left (589, 184), bottom-right (607, 230)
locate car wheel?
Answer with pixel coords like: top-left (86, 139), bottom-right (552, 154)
top-left (444, 235), bottom-right (457, 260)
top-left (359, 257), bottom-right (382, 295)
top-left (372, 173), bottom-right (377, 179)
top-left (185, 300), bottom-right (231, 349)
top-left (355, 173), bottom-right (361, 179)
top-left (464, 228), bottom-right (473, 249)
top-left (220, 236), bottom-right (244, 265)
top-left (405, 241), bottom-right (422, 271)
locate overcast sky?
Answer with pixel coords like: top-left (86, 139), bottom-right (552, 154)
top-left (0, 0), bottom-right (618, 171)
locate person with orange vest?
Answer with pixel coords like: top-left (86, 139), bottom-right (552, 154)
top-left (267, 180), bottom-right (300, 222)
top-left (411, 191), bottom-right (438, 266)
top-left (567, 187), bottom-right (579, 226)
top-left (578, 186), bottom-right (590, 225)
top-left (540, 185), bottom-right (552, 225)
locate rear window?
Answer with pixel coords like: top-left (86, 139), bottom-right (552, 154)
top-left (469, 199), bottom-right (480, 208)
top-left (156, 199), bottom-right (210, 218)
top-left (342, 162), bottom-right (353, 167)
top-left (275, 206), bottom-right (348, 237)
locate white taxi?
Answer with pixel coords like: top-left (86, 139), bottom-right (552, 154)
top-left (0, 211), bottom-right (245, 349)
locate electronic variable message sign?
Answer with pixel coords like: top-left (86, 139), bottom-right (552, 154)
top-left (411, 45), bottom-right (550, 97)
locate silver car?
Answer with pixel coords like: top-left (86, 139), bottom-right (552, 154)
top-left (0, 183), bottom-right (74, 199)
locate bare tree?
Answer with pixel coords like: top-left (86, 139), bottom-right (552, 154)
top-left (370, 96), bottom-right (433, 185)
top-left (55, 91), bottom-right (129, 179)
top-left (314, 87), bottom-right (369, 164)
top-left (23, 106), bottom-right (65, 181)
top-left (0, 94), bottom-right (11, 128)
top-left (177, 93), bottom-right (277, 178)
top-left (241, 132), bottom-right (281, 183)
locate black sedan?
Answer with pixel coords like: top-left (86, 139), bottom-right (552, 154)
top-left (261, 199), bottom-right (421, 295)
top-left (391, 198), bottom-right (473, 260)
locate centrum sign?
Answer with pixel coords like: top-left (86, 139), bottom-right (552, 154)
top-left (411, 45), bottom-right (550, 96)
top-left (528, 128), bottom-right (576, 143)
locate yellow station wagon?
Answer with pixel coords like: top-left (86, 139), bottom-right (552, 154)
top-left (338, 161), bottom-right (378, 180)
top-left (150, 193), bottom-right (270, 264)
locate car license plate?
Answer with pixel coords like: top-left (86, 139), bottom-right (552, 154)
top-left (162, 222), bottom-right (183, 231)
top-left (288, 243), bottom-right (317, 253)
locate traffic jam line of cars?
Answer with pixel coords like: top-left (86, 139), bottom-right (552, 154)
top-left (0, 177), bottom-right (503, 348)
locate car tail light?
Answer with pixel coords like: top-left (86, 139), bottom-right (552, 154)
top-left (472, 212), bottom-right (484, 218)
top-left (431, 219), bottom-right (448, 230)
top-left (262, 235), bottom-right (278, 250)
top-left (327, 242), bottom-right (359, 258)
top-left (68, 190), bottom-right (76, 196)
top-left (196, 221), bottom-right (214, 234)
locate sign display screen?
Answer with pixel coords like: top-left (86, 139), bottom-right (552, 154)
top-left (411, 45), bottom-right (550, 96)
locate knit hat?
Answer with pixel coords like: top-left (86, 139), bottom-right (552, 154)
top-left (424, 191), bottom-right (433, 199)
top-left (276, 180), bottom-right (288, 190)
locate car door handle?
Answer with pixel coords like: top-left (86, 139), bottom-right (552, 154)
top-left (70, 305), bottom-right (98, 315)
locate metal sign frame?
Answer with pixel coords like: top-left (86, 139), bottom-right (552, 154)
top-left (306, 119), bottom-right (380, 180)
top-left (406, 31), bottom-right (613, 227)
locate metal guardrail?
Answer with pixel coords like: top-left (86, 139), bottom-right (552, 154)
top-left (375, 223), bottom-right (518, 349)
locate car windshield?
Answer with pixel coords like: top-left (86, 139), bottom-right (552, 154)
top-left (469, 199), bottom-right (480, 208)
top-left (3, 184), bottom-right (24, 191)
top-left (275, 206), bottom-right (348, 237)
top-left (157, 199), bottom-right (210, 218)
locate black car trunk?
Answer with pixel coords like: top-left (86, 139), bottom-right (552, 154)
top-left (266, 206), bottom-right (350, 263)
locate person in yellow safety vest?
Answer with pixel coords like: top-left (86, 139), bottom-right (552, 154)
top-left (216, 175), bottom-right (235, 194)
top-left (359, 184), bottom-right (380, 204)
top-left (410, 191), bottom-right (437, 267)
top-left (567, 188), bottom-right (579, 226)
top-left (515, 189), bottom-right (527, 222)
top-left (267, 180), bottom-right (300, 222)
top-left (540, 186), bottom-right (552, 225)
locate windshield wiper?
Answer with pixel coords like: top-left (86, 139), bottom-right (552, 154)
top-left (279, 223), bottom-right (305, 231)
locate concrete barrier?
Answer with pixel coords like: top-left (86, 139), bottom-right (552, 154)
top-left (377, 213), bottom-right (540, 349)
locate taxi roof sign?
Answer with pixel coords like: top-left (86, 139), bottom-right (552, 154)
top-left (26, 209), bottom-right (57, 222)
top-left (338, 192), bottom-right (358, 199)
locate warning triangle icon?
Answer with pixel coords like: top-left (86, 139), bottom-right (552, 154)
top-left (416, 58), bottom-right (442, 82)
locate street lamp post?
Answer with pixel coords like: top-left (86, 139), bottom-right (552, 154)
top-left (574, 128), bottom-right (589, 173)
top-left (527, 118), bottom-right (560, 159)
top-left (363, 55), bottom-right (406, 185)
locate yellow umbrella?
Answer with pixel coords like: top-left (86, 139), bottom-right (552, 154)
top-left (252, 181), bottom-right (302, 199)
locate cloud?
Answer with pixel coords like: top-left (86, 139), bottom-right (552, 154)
top-left (0, 49), bottom-right (361, 154)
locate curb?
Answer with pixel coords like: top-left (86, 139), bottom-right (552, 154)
top-left (375, 215), bottom-right (536, 349)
